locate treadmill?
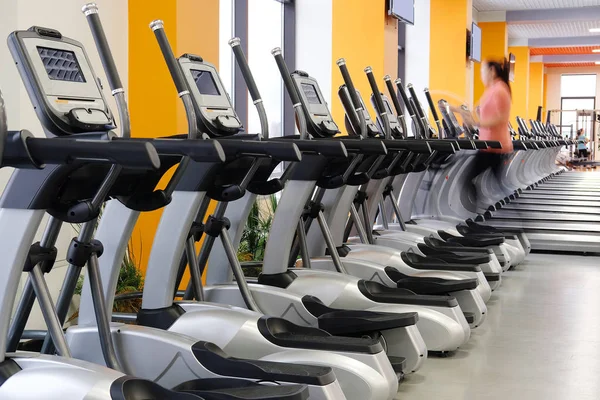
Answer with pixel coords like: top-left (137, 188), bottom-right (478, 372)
top-left (478, 118), bottom-right (600, 251)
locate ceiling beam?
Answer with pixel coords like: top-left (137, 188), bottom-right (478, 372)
top-left (507, 7), bottom-right (600, 24)
top-left (542, 54), bottom-right (600, 63)
top-left (528, 36), bottom-right (600, 48)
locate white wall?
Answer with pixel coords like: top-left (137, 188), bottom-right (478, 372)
top-left (0, 0), bottom-right (128, 330)
top-left (405, 0), bottom-right (430, 135)
top-left (295, 0), bottom-right (333, 107)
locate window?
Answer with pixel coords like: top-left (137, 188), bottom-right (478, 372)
top-left (218, 0), bottom-right (234, 97)
top-left (247, 0), bottom-right (284, 137)
top-left (560, 74), bottom-right (596, 98)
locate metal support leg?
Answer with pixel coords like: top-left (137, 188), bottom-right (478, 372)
top-left (42, 221), bottom-right (95, 354)
top-left (220, 227), bottom-right (260, 312)
top-left (379, 195), bottom-right (390, 230)
top-left (360, 200), bottom-right (375, 244)
top-left (316, 211), bottom-right (347, 274)
top-left (388, 191), bottom-right (407, 231)
top-left (350, 204), bottom-right (369, 244)
top-left (185, 236), bottom-right (204, 301)
top-left (296, 220), bottom-right (312, 269)
top-left (87, 254), bottom-right (122, 372)
top-left (29, 266), bottom-right (71, 358)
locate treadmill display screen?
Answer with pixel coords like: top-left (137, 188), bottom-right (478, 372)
top-left (191, 69), bottom-right (221, 96)
top-left (37, 47), bottom-right (86, 83)
top-left (302, 83), bottom-right (321, 105)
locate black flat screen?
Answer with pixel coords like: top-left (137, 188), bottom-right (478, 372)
top-left (37, 47), bottom-right (86, 83)
top-left (191, 69), bottom-right (220, 96)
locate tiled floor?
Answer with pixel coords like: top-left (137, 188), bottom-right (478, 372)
top-left (398, 252), bottom-right (600, 400)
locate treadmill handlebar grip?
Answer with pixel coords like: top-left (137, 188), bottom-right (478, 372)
top-left (82, 5), bottom-right (123, 91)
top-left (336, 60), bottom-right (362, 111)
top-left (396, 80), bottom-right (415, 117)
top-left (381, 139), bottom-right (431, 154)
top-left (365, 68), bottom-right (386, 116)
top-left (338, 138), bottom-right (387, 155)
top-left (424, 88), bottom-right (440, 122)
top-left (218, 139), bottom-right (301, 162)
top-left (384, 76), bottom-right (404, 117)
top-left (270, 138), bottom-right (348, 158)
top-left (272, 48), bottom-right (301, 105)
top-left (425, 140), bottom-right (457, 153)
top-left (117, 138), bottom-right (226, 162)
top-left (485, 141), bottom-right (502, 149)
top-left (230, 38), bottom-right (261, 103)
top-left (150, 20), bottom-right (188, 94)
top-left (26, 137), bottom-right (160, 170)
top-left (408, 85), bottom-right (425, 118)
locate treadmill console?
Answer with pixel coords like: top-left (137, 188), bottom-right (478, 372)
top-left (337, 85), bottom-right (379, 138)
top-left (438, 99), bottom-right (464, 138)
top-left (292, 71), bottom-right (340, 138)
top-left (178, 54), bottom-right (242, 137)
top-left (8, 26), bottom-right (114, 137)
top-left (372, 94), bottom-right (405, 139)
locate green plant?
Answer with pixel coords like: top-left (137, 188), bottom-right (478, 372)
top-left (238, 194), bottom-right (278, 277)
top-left (71, 206), bottom-right (144, 315)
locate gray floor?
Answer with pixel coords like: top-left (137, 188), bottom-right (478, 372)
top-left (398, 252), bottom-right (600, 400)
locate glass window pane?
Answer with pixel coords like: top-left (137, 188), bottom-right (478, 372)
top-left (560, 74), bottom-right (597, 98)
top-left (219, 0), bottom-right (234, 98)
top-left (560, 98), bottom-right (595, 138)
top-left (247, 0), bottom-right (284, 137)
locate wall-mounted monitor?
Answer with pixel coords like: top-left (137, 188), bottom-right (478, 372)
top-left (509, 53), bottom-right (516, 82)
top-left (470, 23), bottom-right (482, 63)
top-left (388, 0), bottom-right (414, 25)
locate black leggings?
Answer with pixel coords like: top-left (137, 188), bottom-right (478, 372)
top-left (471, 151), bottom-right (507, 182)
top-left (578, 149), bottom-right (589, 158)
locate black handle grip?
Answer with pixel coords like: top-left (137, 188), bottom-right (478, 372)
top-left (82, 4), bottom-right (122, 91)
top-left (424, 88), bottom-right (440, 122)
top-left (338, 86), bottom-right (361, 135)
top-left (26, 137), bottom-right (160, 170)
top-left (118, 138), bottom-right (225, 163)
top-left (484, 141), bottom-right (502, 149)
top-left (230, 38), bottom-right (261, 102)
top-left (218, 139), bottom-right (301, 162)
top-left (381, 139), bottom-right (432, 154)
top-left (365, 68), bottom-right (386, 116)
top-left (272, 48), bottom-right (300, 105)
top-left (452, 139), bottom-right (477, 150)
top-left (336, 59), bottom-right (362, 110)
top-left (395, 79), bottom-right (415, 117)
top-left (338, 138), bottom-right (387, 155)
top-left (384, 76), bottom-right (403, 117)
top-left (270, 137), bottom-right (348, 158)
top-left (408, 84), bottom-right (425, 118)
top-left (425, 140), bottom-right (457, 153)
top-left (150, 20), bottom-right (188, 94)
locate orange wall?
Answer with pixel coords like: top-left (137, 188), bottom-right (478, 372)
top-left (430, 0), bottom-right (472, 105)
top-left (331, 0), bottom-right (387, 135)
top-left (474, 22), bottom-right (507, 104)
top-left (528, 62), bottom-right (544, 121)
top-left (128, 0), bottom-right (219, 277)
top-left (508, 46), bottom-right (530, 123)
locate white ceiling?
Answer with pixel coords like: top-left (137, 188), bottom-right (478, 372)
top-left (474, 0), bottom-right (600, 12)
top-left (508, 20), bottom-right (600, 38)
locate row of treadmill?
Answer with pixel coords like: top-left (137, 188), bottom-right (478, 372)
top-left (0, 4), bottom-right (571, 400)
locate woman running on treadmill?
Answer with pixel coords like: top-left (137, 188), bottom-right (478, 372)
top-left (576, 129), bottom-right (589, 158)
top-left (461, 58), bottom-right (514, 205)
